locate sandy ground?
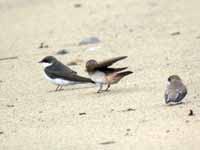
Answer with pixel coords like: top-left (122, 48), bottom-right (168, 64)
top-left (0, 0), bottom-right (200, 149)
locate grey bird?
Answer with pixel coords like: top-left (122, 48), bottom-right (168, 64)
top-left (39, 56), bottom-right (94, 91)
top-left (165, 75), bottom-right (187, 104)
top-left (86, 56), bottom-right (133, 93)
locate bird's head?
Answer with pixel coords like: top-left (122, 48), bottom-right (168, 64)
top-left (38, 56), bottom-right (57, 67)
top-left (85, 59), bottom-right (98, 72)
top-left (168, 75), bottom-right (181, 83)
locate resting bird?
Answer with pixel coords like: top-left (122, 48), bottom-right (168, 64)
top-left (165, 75), bottom-right (187, 104)
top-left (39, 56), bottom-right (94, 91)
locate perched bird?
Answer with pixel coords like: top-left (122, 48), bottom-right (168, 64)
top-left (86, 56), bottom-right (133, 93)
top-left (165, 75), bottom-right (187, 104)
top-left (39, 56), bottom-right (94, 91)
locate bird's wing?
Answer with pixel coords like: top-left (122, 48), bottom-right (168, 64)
top-left (57, 62), bottom-right (77, 75)
top-left (174, 82), bottom-right (187, 102)
top-left (164, 83), bottom-right (177, 103)
top-left (45, 66), bottom-right (93, 83)
top-left (165, 84), bottom-right (187, 103)
top-left (99, 67), bottom-right (128, 74)
top-left (95, 56), bottom-right (127, 69)
top-left (174, 88), bottom-right (187, 102)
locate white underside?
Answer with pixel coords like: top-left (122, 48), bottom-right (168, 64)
top-left (44, 73), bottom-right (78, 86)
top-left (41, 62), bottom-right (80, 86)
top-left (89, 71), bottom-right (107, 84)
top-left (42, 62), bottom-right (52, 67)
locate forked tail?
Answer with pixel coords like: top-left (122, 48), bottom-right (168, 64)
top-left (117, 71), bottom-right (133, 78)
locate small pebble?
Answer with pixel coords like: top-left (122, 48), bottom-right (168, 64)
top-left (79, 112), bottom-right (86, 115)
top-left (129, 29), bottom-right (133, 32)
top-left (74, 3), bottom-right (82, 8)
top-left (166, 130), bottom-right (170, 133)
top-left (171, 32), bottom-right (180, 36)
top-left (39, 42), bottom-right (44, 48)
top-left (0, 131), bottom-right (3, 135)
top-left (125, 129), bottom-right (131, 136)
top-left (56, 49), bottom-right (69, 55)
top-left (126, 128), bottom-right (131, 132)
top-left (38, 42), bottom-right (48, 48)
top-left (188, 109), bottom-right (194, 116)
top-left (79, 37), bottom-right (101, 45)
top-left (122, 108), bottom-right (136, 112)
top-left (110, 109), bottom-right (114, 112)
top-left (196, 36), bottom-right (200, 39)
top-left (67, 61), bottom-right (78, 66)
top-left (185, 120), bottom-right (190, 123)
top-left (99, 141), bottom-right (116, 145)
top-left (6, 104), bottom-right (15, 108)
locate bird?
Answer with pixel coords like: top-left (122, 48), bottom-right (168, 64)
top-left (85, 56), bottom-right (133, 93)
top-left (165, 75), bottom-right (187, 104)
top-left (39, 56), bottom-right (94, 91)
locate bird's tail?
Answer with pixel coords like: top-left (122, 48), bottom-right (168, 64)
top-left (117, 71), bottom-right (133, 78)
top-left (75, 75), bottom-right (95, 84)
top-left (114, 67), bottom-right (128, 72)
top-left (111, 71), bottom-right (133, 84)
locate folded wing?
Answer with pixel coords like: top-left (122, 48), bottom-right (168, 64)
top-left (45, 63), bottom-right (93, 83)
top-left (95, 56), bottom-right (127, 69)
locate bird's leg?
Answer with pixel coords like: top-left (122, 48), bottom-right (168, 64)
top-left (59, 85), bottom-right (63, 91)
top-left (105, 84), bottom-right (111, 91)
top-left (55, 85), bottom-right (60, 91)
top-left (97, 83), bottom-right (103, 93)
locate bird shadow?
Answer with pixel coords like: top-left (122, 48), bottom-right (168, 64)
top-left (47, 84), bottom-right (96, 93)
top-left (108, 87), bottom-right (136, 94)
top-left (83, 85), bottom-right (138, 96)
top-left (166, 102), bottom-right (185, 106)
top-left (152, 101), bottom-right (187, 109)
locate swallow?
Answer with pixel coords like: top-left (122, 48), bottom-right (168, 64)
top-left (39, 56), bottom-right (94, 91)
top-left (165, 75), bottom-right (187, 104)
top-left (86, 56), bottom-right (133, 93)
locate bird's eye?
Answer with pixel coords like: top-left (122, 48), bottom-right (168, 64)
top-left (44, 59), bottom-right (49, 63)
top-left (168, 78), bottom-right (171, 82)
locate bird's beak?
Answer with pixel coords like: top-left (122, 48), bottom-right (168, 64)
top-left (38, 60), bottom-right (42, 63)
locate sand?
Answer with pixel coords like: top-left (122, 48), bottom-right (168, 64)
top-left (0, 0), bottom-right (200, 149)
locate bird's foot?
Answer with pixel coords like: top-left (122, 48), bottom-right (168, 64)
top-left (104, 89), bottom-right (110, 92)
top-left (104, 84), bottom-right (111, 92)
top-left (55, 86), bottom-right (64, 92)
top-left (97, 90), bottom-right (103, 93)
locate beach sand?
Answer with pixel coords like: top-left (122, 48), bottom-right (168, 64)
top-left (0, 0), bottom-right (200, 149)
